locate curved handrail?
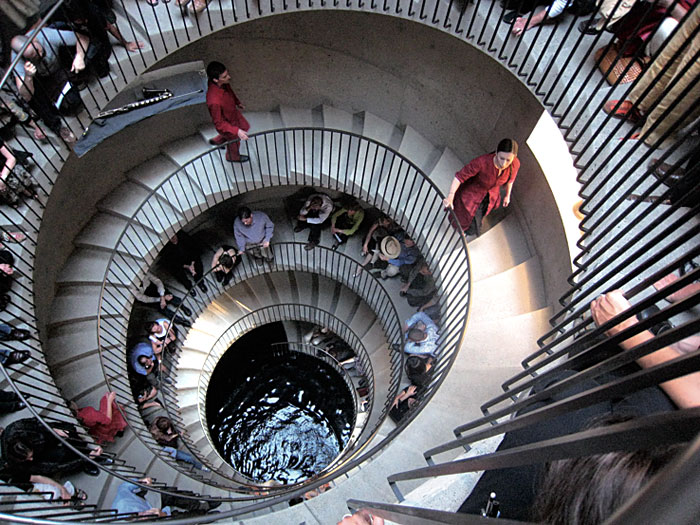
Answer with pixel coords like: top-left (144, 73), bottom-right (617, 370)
top-left (92, 128), bottom-right (469, 499)
top-left (151, 248), bottom-right (397, 491)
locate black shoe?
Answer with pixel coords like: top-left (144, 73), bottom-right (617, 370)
top-left (227, 155), bottom-right (249, 163)
top-left (174, 316), bottom-right (192, 327)
top-left (10, 328), bottom-right (30, 341)
top-left (578, 18), bottom-right (602, 35)
top-left (294, 225), bottom-right (305, 233)
top-left (255, 257), bottom-right (265, 265)
top-left (180, 305), bottom-right (193, 317)
top-left (304, 242), bottom-right (317, 251)
top-left (265, 256), bottom-right (274, 263)
top-left (189, 288), bottom-right (197, 298)
top-left (83, 463), bottom-right (100, 476)
top-left (637, 305), bottom-right (673, 336)
top-left (5, 350), bottom-right (30, 366)
top-left (198, 282), bottom-right (208, 293)
top-left (503, 10), bottom-right (520, 24)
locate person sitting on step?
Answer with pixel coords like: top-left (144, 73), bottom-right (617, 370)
top-left (211, 244), bottom-right (241, 286)
top-left (294, 193), bottom-right (334, 251)
top-left (330, 200), bottom-right (365, 249)
top-left (403, 311), bottom-right (440, 357)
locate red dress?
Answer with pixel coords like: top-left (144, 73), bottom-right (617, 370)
top-left (206, 81), bottom-right (251, 161)
top-left (77, 393), bottom-right (128, 444)
top-left (452, 153), bottom-right (520, 231)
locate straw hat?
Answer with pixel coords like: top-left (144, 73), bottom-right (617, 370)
top-left (380, 236), bottom-right (401, 259)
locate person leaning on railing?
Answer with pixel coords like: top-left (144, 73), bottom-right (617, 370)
top-left (591, 289), bottom-right (700, 409)
top-left (9, 26), bottom-right (88, 143)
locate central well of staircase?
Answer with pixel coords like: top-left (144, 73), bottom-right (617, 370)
top-left (206, 326), bottom-right (356, 484)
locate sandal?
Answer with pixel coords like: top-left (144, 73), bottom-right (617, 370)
top-left (70, 488), bottom-right (88, 507)
top-left (0, 232), bottom-right (26, 243)
top-left (603, 100), bottom-right (642, 123)
top-left (189, 0), bottom-right (209, 13)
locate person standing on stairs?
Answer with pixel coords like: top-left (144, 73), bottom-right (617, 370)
top-left (205, 61), bottom-right (250, 163)
top-left (234, 206), bottom-right (275, 263)
top-left (443, 138), bottom-right (520, 237)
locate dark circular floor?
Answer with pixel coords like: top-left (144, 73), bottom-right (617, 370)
top-left (207, 326), bottom-right (355, 485)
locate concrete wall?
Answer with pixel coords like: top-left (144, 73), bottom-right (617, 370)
top-left (36, 10), bottom-right (574, 328)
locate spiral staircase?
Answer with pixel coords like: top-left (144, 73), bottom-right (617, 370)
top-left (0, 0), bottom-right (698, 523)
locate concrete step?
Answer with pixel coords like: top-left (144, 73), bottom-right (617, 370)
top-left (469, 257), bottom-right (547, 321)
top-left (468, 212), bottom-right (533, 282)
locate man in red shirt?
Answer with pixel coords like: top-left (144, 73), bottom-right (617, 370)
top-left (205, 61), bottom-right (250, 162)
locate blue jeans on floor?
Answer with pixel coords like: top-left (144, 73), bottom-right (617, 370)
top-left (163, 446), bottom-right (205, 470)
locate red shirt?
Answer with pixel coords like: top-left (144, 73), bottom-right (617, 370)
top-left (77, 393), bottom-right (128, 444)
top-left (205, 81), bottom-right (249, 137)
top-left (452, 153), bottom-right (520, 231)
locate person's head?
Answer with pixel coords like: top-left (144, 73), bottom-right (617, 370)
top-left (169, 234), bottom-right (178, 244)
top-left (408, 327), bottom-right (427, 342)
top-left (11, 35), bottom-right (42, 61)
top-left (150, 416), bottom-right (177, 445)
top-left (532, 416), bottom-right (682, 525)
top-left (146, 321), bottom-right (166, 338)
top-left (308, 196), bottom-right (323, 210)
top-left (220, 252), bottom-right (235, 270)
top-left (206, 61), bottom-right (230, 85)
top-left (494, 138), bottom-right (518, 170)
top-left (7, 439), bottom-right (33, 463)
top-left (418, 263), bottom-right (431, 275)
top-left (347, 202), bottom-right (361, 216)
top-left (403, 237), bottom-right (415, 247)
top-left (138, 355), bottom-right (154, 370)
top-left (238, 206), bottom-right (253, 226)
top-left (406, 355), bottom-right (430, 376)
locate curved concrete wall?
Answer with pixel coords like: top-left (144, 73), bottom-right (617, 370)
top-left (36, 10), bottom-right (572, 330)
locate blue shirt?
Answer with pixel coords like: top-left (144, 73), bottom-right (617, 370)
top-left (404, 312), bottom-right (439, 356)
top-left (12, 28), bottom-right (78, 79)
top-left (112, 481), bottom-right (170, 516)
top-left (233, 211), bottom-right (275, 250)
top-left (389, 242), bottom-right (419, 267)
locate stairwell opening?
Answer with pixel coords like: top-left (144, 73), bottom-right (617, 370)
top-left (206, 323), bottom-right (356, 485)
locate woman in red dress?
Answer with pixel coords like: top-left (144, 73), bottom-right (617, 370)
top-left (443, 139), bottom-right (520, 236)
top-left (75, 391), bottom-right (128, 444)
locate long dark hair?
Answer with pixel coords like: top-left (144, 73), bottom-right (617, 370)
top-left (531, 416), bottom-right (681, 524)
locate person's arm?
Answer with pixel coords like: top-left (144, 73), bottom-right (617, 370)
top-left (503, 181), bottom-right (514, 207)
top-left (71, 31), bottom-right (90, 73)
top-left (591, 290), bottom-right (700, 408)
top-left (1, 145), bottom-right (17, 181)
top-left (211, 247), bottom-right (223, 270)
top-left (30, 475), bottom-right (70, 500)
top-left (419, 295), bottom-right (438, 312)
top-left (654, 273), bottom-right (700, 303)
top-left (443, 177), bottom-right (462, 209)
top-left (105, 22), bottom-right (144, 52)
top-left (14, 61), bottom-right (36, 101)
top-left (362, 222), bottom-right (379, 254)
top-left (262, 215), bottom-right (274, 245)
